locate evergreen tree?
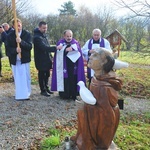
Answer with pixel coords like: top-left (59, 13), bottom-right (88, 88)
top-left (58, 1), bottom-right (77, 16)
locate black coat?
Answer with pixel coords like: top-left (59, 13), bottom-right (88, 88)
top-left (1, 27), bottom-right (14, 56)
top-left (6, 29), bottom-right (32, 65)
top-left (0, 38), bottom-right (2, 58)
top-left (33, 28), bottom-right (56, 71)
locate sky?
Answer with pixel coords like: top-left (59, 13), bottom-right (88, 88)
top-left (31, 0), bottom-right (128, 16)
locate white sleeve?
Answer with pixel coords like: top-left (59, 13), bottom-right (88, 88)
top-left (81, 39), bottom-right (90, 61)
top-left (104, 38), bottom-right (112, 53)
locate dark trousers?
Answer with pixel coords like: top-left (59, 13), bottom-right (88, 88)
top-left (38, 70), bottom-right (50, 92)
top-left (8, 56), bottom-right (11, 67)
top-left (59, 58), bottom-right (78, 100)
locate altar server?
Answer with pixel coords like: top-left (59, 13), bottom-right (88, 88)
top-left (6, 18), bottom-right (32, 100)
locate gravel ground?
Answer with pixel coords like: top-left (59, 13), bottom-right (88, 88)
top-left (0, 83), bottom-right (149, 150)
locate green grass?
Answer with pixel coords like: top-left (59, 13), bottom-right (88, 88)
top-left (115, 112), bottom-right (150, 150)
top-left (39, 124), bottom-right (77, 149)
top-left (115, 123), bottom-right (150, 150)
top-left (41, 134), bottom-right (60, 150)
top-left (117, 67), bottom-right (150, 99)
top-left (117, 51), bottom-right (150, 99)
top-left (119, 51), bottom-right (150, 65)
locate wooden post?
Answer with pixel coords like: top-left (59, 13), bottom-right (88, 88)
top-left (117, 37), bottom-right (121, 57)
top-left (12, 0), bottom-right (21, 58)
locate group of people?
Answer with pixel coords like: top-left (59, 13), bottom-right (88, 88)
top-left (0, 19), bottom-right (113, 101)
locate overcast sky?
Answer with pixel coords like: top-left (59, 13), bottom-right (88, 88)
top-left (31, 0), bottom-right (128, 16)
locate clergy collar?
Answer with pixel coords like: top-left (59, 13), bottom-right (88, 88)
top-left (93, 39), bottom-right (100, 44)
top-left (92, 38), bottom-right (102, 44)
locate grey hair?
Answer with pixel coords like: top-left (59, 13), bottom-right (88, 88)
top-left (92, 28), bottom-right (101, 35)
top-left (2, 23), bottom-right (9, 27)
top-left (63, 29), bottom-right (73, 35)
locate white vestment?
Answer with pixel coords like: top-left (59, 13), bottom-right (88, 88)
top-left (12, 57), bottom-right (31, 100)
top-left (56, 45), bottom-right (65, 91)
top-left (82, 38), bottom-right (112, 61)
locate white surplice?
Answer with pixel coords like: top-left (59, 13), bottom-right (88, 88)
top-left (56, 45), bottom-right (66, 91)
top-left (12, 57), bottom-right (31, 100)
top-left (56, 43), bottom-right (81, 91)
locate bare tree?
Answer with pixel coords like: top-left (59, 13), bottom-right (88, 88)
top-left (113, 0), bottom-right (150, 18)
top-left (95, 5), bottom-right (117, 37)
top-left (0, 0), bottom-right (32, 24)
top-left (77, 5), bottom-right (97, 42)
top-left (22, 13), bottom-right (46, 33)
top-left (0, 0), bottom-right (12, 23)
top-left (113, 0), bottom-right (150, 53)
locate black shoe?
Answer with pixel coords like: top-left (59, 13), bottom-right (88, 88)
top-left (16, 98), bottom-right (30, 101)
top-left (71, 96), bottom-right (77, 101)
top-left (47, 89), bottom-right (53, 94)
top-left (41, 91), bottom-right (50, 97)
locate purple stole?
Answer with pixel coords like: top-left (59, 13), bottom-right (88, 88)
top-left (87, 38), bottom-right (105, 79)
top-left (51, 38), bottom-right (86, 91)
